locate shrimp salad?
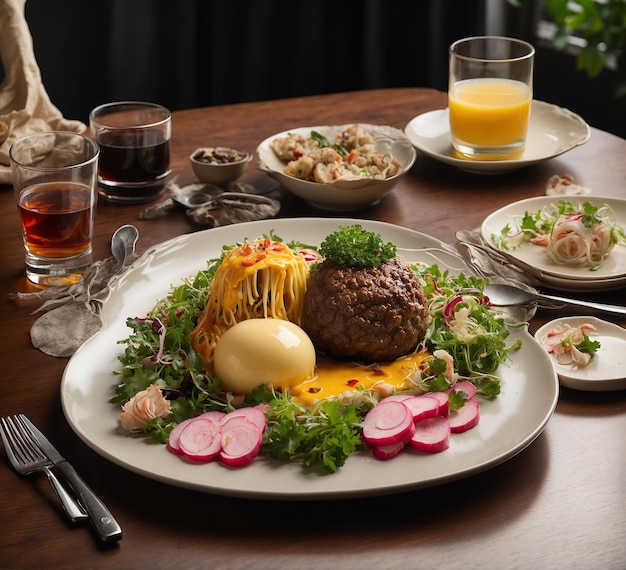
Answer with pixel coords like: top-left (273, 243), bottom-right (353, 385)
top-left (492, 199), bottom-right (626, 271)
top-left (271, 125), bottom-right (402, 184)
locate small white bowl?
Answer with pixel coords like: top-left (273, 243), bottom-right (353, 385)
top-left (256, 124), bottom-right (416, 211)
top-left (190, 147), bottom-right (252, 185)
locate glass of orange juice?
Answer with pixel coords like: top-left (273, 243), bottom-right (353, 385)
top-left (449, 36), bottom-right (534, 160)
top-left (10, 132), bottom-right (99, 286)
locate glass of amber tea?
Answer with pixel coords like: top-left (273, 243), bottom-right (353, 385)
top-left (9, 132), bottom-right (99, 286)
top-left (89, 101), bottom-right (171, 203)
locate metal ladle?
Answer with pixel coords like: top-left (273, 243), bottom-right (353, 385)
top-left (110, 224), bottom-right (139, 273)
top-left (484, 283), bottom-right (626, 316)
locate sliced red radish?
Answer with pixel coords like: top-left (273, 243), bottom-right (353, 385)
top-left (221, 407), bottom-right (267, 432)
top-left (449, 381), bottom-right (477, 399)
top-left (362, 400), bottom-right (414, 447)
top-left (178, 417), bottom-right (222, 462)
top-left (381, 394), bottom-right (413, 404)
top-left (219, 421), bottom-right (264, 467)
top-left (448, 397), bottom-right (480, 433)
top-left (384, 394), bottom-right (440, 421)
top-left (372, 440), bottom-right (407, 460)
top-left (428, 392), bottom-right (450, 417)
top-left (410, 416), bottom-right (451, 453)
top-left (168, 411), bottom-right (225, 455)
top-left (167, 416), bottom-right (197, 455)
top-left (400, 395), bottom-right (440, 422)
top-left (198, 410), bottom-right (227, 421)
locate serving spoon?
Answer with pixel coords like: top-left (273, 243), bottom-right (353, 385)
top-left (110, 224), bottom-right (139, 273)
top-left (484, 283), bottom-right (626, 316)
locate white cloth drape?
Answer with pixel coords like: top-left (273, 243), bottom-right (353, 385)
top-left (0, 0), bottom-right (86, 185)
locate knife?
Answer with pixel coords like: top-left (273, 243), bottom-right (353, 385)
top-left (20, 415), bottom-right (123, 543)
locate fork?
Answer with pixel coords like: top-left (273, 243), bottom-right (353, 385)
top-left (0, 416), bottom-right (88, 523)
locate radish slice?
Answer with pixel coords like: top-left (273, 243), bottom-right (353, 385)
top-left (428, 392), bottom-right (450, 417)
top-left (449, 381), bottom-right (477, 399)
top-left (220, 421), bottom-right (264, 467)
top-left (362, 400), bottom-right (414, 447)
top-left (410, 416), bottom-right (451, 453)
top-left (400, 395), bottom-right (440, 422)
top-left (448, 397), bottom-right (480, 433)
top-left (384, 394), bottom-right (440, 421)
top-left (167, 416), bottom-right (197, 455)
top-left (199, 410), bottom-right (227, 421)
top-left (221, 407), bottom-right (267, 432)
top-left (372, 440), bottom-right (407, 460)
top-left (168, 411), bottom-right (225, 455)
top-left (178, 418), bottom-right (222, 462)
top-left (381, 394), bottom-right (413, 404)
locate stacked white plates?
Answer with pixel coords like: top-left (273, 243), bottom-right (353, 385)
top-left (480, 196), bottom-right (626, 292)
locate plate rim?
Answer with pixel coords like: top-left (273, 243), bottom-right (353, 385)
top-left (404, 100), bottom-right (590, 173)
top-left (61, 218), bottom-right (559, 500)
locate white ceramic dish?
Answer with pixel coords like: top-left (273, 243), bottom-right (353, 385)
top-left (535, 316), bottom-right (626, 391)
top-left (61, 218), bottom-right (558, 500)
top-left (256, 124), bottom-right (416, 211)
top-left (480, 196), bottom-right (626, 288)
top-left (404, 100), bottom-right (590, 174)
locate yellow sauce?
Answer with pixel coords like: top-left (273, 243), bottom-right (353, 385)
top-left (292, 351), bottom-right (432, 407)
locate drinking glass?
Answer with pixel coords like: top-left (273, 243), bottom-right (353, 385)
top-left (89, 101), bottom-right (171, 203)
top-left (10, 132), bottom-right (99, 286)
top-left (448, 36), bottom-right (535, 160)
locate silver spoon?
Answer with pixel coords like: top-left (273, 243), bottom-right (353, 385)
top-left (484, 283), bottom-right (626, 316)
top-left (110, 225), bottom-right (139, 273)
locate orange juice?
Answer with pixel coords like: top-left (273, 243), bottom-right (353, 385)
top-left (449, 77), bottom-right (531, 157)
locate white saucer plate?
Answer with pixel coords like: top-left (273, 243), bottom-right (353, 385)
top-left (534, 316), bottom-right (626, 391)
top-left (480, 196), bottom-right (626, 290)
top-left (404, 100), bottom-right (590, 174)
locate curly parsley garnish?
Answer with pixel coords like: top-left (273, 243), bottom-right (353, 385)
top-left (318, 224), bottom-right (396, 267)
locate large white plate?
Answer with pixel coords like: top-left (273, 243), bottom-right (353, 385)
top-left (535, 316), bottom-right (626, 391)
top-left (61, 218), bottom-right (559, 500)
top-left (404, 100), bottom-right (590, 174)
top-left (481, 196), bottom-right (626, 289)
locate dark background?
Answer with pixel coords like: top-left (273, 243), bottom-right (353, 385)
top-left (21, 0), bottom-right (486, 122)
top-left (4, 0), bottom-right (625, 138)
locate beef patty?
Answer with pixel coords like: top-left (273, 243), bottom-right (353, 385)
top-left (301, 258), bottom-right (429, 362)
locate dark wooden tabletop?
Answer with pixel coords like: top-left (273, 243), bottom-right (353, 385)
top-left (1, 88), bottom-right (625, 569)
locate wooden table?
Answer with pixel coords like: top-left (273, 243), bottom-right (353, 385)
top-left (1, 88), bottom-right (625, 569)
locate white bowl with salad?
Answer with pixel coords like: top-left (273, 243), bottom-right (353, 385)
top-left (257, 124), bottom-right (416, 211)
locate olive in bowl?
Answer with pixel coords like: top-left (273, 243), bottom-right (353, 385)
top-left (190, 147), bottom-right (252, 185)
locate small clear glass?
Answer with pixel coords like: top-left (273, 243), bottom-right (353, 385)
top-left (10, 132), bottom-right (99, 286)
top-left (90, 101), bottom-right (171, 203)
top-left (449, 36), bottom-right (535, 160)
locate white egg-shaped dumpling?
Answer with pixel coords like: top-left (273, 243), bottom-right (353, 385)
top-left (213, 318), bottom-right (316, 394)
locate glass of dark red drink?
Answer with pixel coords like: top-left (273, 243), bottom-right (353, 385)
top-left (9, 132), bottom-right (100, 286)
top-left (89, 101), bottom-right (171, 203)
